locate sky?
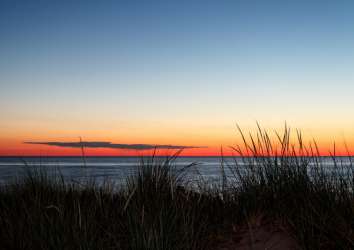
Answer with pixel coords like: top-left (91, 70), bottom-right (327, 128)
top-left (1, 0), bottom-right (354, 156)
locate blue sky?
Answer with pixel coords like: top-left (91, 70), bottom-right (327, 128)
top-left (1, 1), bottom-right (354, 155)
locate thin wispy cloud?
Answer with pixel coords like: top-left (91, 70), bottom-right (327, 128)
top-left (23, 141), bottom-right (207, 150)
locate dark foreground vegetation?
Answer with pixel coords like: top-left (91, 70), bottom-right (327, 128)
top-left (0, 126), bottom-right (353, 249)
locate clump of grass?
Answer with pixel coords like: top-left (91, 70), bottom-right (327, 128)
top-left (0, 166), bottom-right (127, 249)
top-left (225, 124), bottom-right (354, 249)
top-left (122, 151), bottom-right (211, 250)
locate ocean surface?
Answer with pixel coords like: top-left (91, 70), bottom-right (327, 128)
top-left (0, 156), bottom-right (352, 185)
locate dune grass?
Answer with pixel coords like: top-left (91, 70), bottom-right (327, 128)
top-left (225, 125), bottom-right (354, 249)
top-left (0, 126), bottom-right (353, 249)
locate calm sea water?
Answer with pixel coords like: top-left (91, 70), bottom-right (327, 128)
top-left (0, 156), bottom-right (351, 185)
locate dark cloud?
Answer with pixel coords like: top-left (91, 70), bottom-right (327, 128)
top-left (23, 141), bottom-right (207, 150)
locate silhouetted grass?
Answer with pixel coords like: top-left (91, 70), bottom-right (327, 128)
top-left (225, 124), bottom-right (354, 249)
top-left (0, 126), bottom-right (353, 249)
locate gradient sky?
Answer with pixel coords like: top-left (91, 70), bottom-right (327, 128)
top-left (1, 1), bottom-right (354, 156)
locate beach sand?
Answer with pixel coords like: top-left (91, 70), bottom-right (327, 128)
top-left (218, 214), bottom-right (299, 250)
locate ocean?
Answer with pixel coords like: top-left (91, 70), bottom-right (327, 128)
top-left (0, 156), bottom-right (351, 185)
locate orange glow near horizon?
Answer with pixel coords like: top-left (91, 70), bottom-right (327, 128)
top-left (0, 139), bottom-right (221, 157)
top-left (2, 130), bottom-right (354, 157)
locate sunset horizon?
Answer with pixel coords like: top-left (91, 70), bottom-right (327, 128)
top-left (1, 125), bottom-right (354, 157)
top-left (1, 1), bottom-right (354, 249)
